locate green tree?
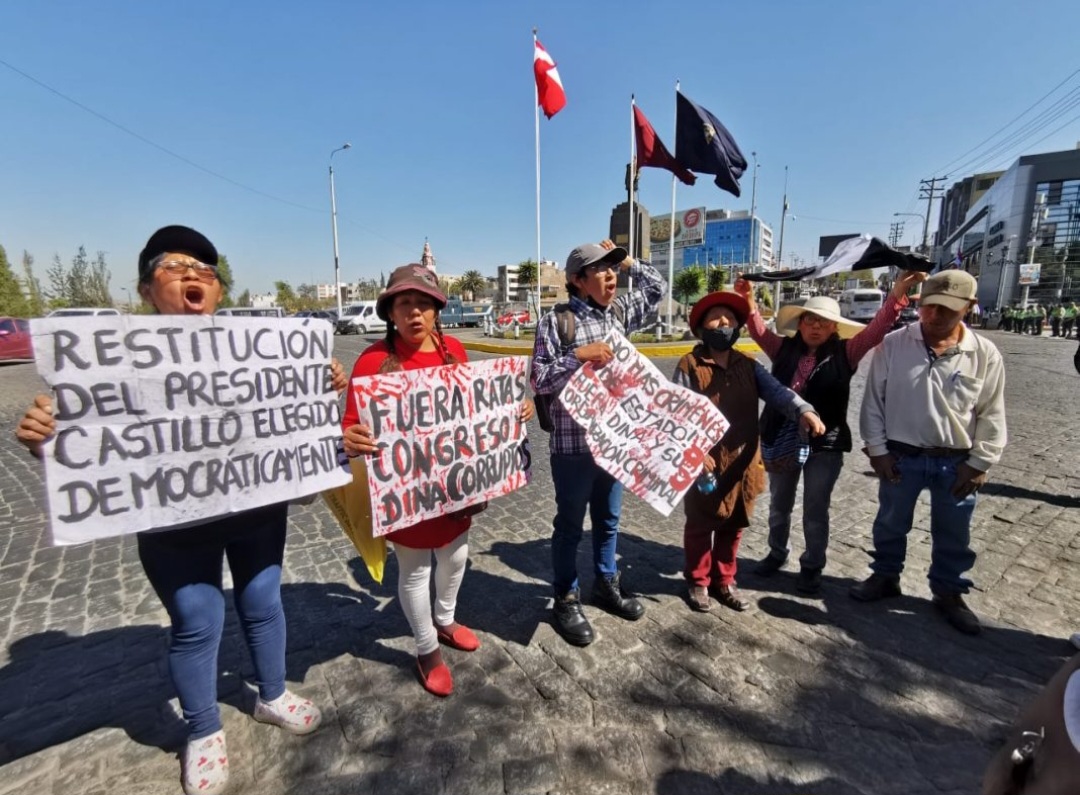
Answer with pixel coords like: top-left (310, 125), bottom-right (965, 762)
top-left (215, 255), bottom-right (234, 307)
top-left (756, 285), bottom-right (773, 310)
top-left (235, 288), bottom-right (252, 308)
top-left (46, 254), bottom-right (69, 308)
top-left (296, 284), bottom-right (320, 311)
top-left (87, 251), bottom-right (114, 307)
top-left (274, 281), bottom-right (298, 313)
top-left (0, 245), bottom-right (30, 316)
top-left (67, 246), bottom-right (91, 306)
top-left (21, 251), bottom-right (45, 317)
top-left (458, 269), bottom-right (486, 300)
top-left (516, 259), bottom-right (538, 301)
top-left (706, 267), bottom-right (727, 293)
top-left (673, 266), bottom-right (705, 314)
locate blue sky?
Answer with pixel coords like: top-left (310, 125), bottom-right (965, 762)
top-left (2, 0), bottom-right (1079, 298)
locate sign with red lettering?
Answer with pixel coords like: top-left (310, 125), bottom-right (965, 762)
top-left (349, 357), bottom-right (531, 536)
top-left (559, 331), bottom-right (727, 516)
top-left (30, 316), bottom-right (352, 544)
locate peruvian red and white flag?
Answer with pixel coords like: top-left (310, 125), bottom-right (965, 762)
top-left (533, 39), bottom-right (566, 119)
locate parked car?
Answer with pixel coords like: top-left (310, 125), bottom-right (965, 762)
top-left (496, 310), bottom-right (531, 326)
top-left (214, 307), bottom-right (285, 318)
top-left (337, 302), bottom-right (387, 335)
top-left (47, 307), bottom-right (121, 317)
top-left (294, 310), bottom-right (338, 321)
top-left (0, 317), bottom-right (33, 362)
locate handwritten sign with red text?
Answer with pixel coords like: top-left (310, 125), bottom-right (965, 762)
top-left (350, 357), bottom-right (531, 536)
top-left (560, 331), bottom-right (728, 516)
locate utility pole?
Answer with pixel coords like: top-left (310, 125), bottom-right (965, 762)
top-left (888, 221), bottom-right (904, 248)
top-left (918, 176), bottom-right (946, 258)
top-left (1022, 194), bottom-right (1047, 309)
top-left (773, 165), bottom-right (789, 310)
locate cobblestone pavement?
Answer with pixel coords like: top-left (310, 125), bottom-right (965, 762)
top-left (1, 329), bottom-right (1078, 795)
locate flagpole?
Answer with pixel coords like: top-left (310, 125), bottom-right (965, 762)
top-left (628, 95), bottom-right (636, 297)
top-left (667, 80), bottom-right (679, 336)
top-left (533, 29), bottom-right (543, 322)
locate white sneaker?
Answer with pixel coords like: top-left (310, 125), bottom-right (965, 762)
top-left (1070, 632), bottom-right (1080, 650)
top-left (181, 730), bottom-right (229, 795)
top-left (253, 690), bottom-right (322, 735)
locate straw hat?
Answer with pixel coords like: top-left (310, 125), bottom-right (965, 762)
top-left (775, 296), bottom-right (865, 340)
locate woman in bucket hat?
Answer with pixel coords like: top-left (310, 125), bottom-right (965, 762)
top-left (671, 291), bottom-right (823, 612)
top-left (342, 264), bottom-right (533, 697)
top-left (735, 272), bottom-right (924, 595)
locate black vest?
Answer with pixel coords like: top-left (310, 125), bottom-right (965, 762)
top-left (760, 336), bottom-right (854, 453)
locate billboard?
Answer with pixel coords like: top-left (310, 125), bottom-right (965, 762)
top-left (650, 207), bottom-right (706, 250)
top-left (1018, 263), bottom-right (1041, 286)
top-left (818, 233), bottom-right (860, 258)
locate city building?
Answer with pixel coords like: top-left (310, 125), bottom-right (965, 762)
top-left (496, 260), bottom-right (566, 309)
top-left (647, 208), bottom-right (774, 276)
top-left (936, 145), bottom-right (1080, 309)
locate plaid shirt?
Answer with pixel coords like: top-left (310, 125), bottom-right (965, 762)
top-left (530, 258), bottom-right (666, 455)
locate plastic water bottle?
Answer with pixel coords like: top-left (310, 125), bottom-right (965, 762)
top-left (696, 471), bottom-right (717, 494)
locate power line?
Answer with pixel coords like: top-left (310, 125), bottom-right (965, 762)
top-left (932, 67), bottom-right (1080, 176)
top-left (0, 56), bottom-right (458, 274)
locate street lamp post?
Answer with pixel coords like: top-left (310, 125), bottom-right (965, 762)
top-left (329, 143), bottom-right (351, 318)
top-left (749, 152), bottom-right (759, 269)
top-left (122, 287), bottom-right (133, 313)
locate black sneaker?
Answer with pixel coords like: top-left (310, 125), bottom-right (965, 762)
top-left (755, 553), bottom-right (786, 577)
top-left (553, 591), bottom-right (595, 646)
top-left (849, 573), bottom-right (902, 602)
top-left (795, 567), bottom-right (822, 595)
top-left (932, 593), bottom-right (981, 636)
top-left (591, 572), bottom-right (645, 621)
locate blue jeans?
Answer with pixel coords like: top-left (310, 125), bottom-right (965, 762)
top-left (868, 453), bottom-right (977, 594)
top-left (766, 451), bottom-right (844, 571)
top-left (137, 503), bottom-right (289, 739)
top-left (550, 453), bottom-right (622, 596)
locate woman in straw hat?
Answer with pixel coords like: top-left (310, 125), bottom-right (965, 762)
top-left (735, 272), bottom-right (924, 595)
top-left (672, 290), bottom-right (824, 612)
top-left (342, 264), bottom-right (533, 698)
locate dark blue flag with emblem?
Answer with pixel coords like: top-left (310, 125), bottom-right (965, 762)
top-left (674, 92), bottom-right (747, 197)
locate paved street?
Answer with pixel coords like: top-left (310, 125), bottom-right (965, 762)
top-left (1, 328), bottom-right (1078, 795)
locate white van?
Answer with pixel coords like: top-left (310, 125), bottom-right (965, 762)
top-left (838, 289), bottom-right (884, 322)
top-left (338, 301), bottom-right (387, 335)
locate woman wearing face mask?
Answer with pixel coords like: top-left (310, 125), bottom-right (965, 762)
top-left (671, 291), bottom-right (824, 613)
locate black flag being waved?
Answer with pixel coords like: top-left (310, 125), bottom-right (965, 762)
top-left (674, 92), bottom-right (747, 197)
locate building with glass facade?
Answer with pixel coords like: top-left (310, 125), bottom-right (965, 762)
top-left (650, 209), bottom-right (773, 276)
top-left (936, 147), bottom-right (1080, 309)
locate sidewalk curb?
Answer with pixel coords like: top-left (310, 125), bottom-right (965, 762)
top-left (461, 339), bottom-right (762, 358)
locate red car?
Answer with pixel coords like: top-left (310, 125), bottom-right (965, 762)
top-left (0, 317), bottom-right (33, 362)
top-left (497, 310), bottom-right (531, 325)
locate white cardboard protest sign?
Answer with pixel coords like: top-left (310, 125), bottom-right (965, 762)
top-left (31, 316), bottom-right (352, 544)
top-left (560, 331), bottom-right (728, 516)
top-left (350, 357), bottom-right (531, 537)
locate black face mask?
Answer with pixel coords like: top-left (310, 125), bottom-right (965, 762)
top-left (701, 325), bottom-right (741, 352)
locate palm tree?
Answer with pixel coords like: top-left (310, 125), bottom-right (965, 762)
top-left (673, 266), bottom-right (705, 317)
top-left (458, 270), bottom-right (486, 301)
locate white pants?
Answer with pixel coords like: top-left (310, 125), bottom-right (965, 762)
top-left (393, 533), bottom-right (469, 655)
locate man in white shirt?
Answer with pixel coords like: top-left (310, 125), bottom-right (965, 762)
top-left (851, 270), bottom-right (1006, 635)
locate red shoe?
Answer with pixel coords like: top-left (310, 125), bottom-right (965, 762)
top-left (435, 623), bottom-right (481, 652)
top-left (416, 659), bottom-right (453, 697)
